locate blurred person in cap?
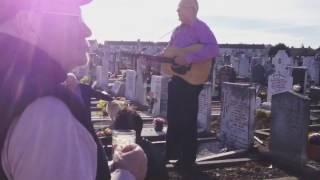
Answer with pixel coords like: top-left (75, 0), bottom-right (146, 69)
top-left (163, 0), bottom-right (219, 177)
top-left (0, 0), bottom-right (147, 180)
top-left (113, 108), bottom-right (168, 180)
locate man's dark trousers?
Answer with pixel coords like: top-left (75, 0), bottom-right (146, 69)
top-left (166, 76), bottom-right (203, 170)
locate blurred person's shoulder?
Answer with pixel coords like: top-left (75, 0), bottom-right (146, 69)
top-left (2, 96), bottom-right (97, 180)
top-left (23, 96), bottom-right (72, 116)
top-left (15, 96), bottom-right (88, 133)
top-left (5, 96), bottom-right (96, 154)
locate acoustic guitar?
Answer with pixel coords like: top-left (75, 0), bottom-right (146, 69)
top-left (120, 44), bottom-right (212, 85)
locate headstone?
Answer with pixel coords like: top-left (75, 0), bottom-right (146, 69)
top-left (103, 48), bottom-right (114, 75)
top-left (251, 64), bottom-right (266, 84)
top-left (267, 72), bottom-right (293, 102)
top-left (223, 55), bottom-right (231, 65)
top-left (291, 66), bottom-right (307, 94)
top-left (219, 82), bottom-right (256, 149)
top-left (211, 62), bottom-right (218, 97)
top-left (238, 55), bottom-right (250, 77)
top-left (303, 56), bottom-right (320, 85)
top-left (264, 60), bottom-right (275, 78)
top-left (250, 57), bottom-right (263, 69)
top-left (96, 66), bottom-right (103, 87)
top-left (218, 65), bottom-right (236, 84)
top-left (101, 59), bottom-right (109, 89)
top-left (309, 86), bottom-right (320, 104)
top-left (150, 75), bottom-right (169, 116)
top-left (215, 56), bottom-right (225, 70)
top-left (217, 65), bottom-right (236, 97)
top-left (135, 57), bottom-right (148, 106)
top-left (108, 53), bottom-right (116, 74)
top-left (271, 92), bottom-right (309, 169)
top-left (197, 82), bottom-right (212, 133)
top-left (272, 50), bottom-right (292, 76)
top-left (230, 56), bottom-right (240, 75)
top-left (125, 70), bottom-right (136, 100)
top-left (115, 53), bottom-right (120, 75)
top-left (111, 81), bottom-right (125, 97)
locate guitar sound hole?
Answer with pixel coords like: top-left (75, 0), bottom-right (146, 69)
top-left (171, 64), bottom-right (191, 75)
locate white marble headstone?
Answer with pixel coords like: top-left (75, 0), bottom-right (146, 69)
top-left (135, 57), bottom-right (148, 106)
top-left (150, 75), bottom-right (169, 116)
top-left (197, 83), bottom-right (212, 133)
top-left (272, 50), bottom-right (292, 76)
top-left (96, 66), bottom-right (103, 87)
top-left (125, 70), bottom-right (137, 100)
top-left (267, 72), bottom-right (293, 102)
top-left (303, 56), bottom-right (320, 85)
top-left (101, 59), bottom-right (109, 88)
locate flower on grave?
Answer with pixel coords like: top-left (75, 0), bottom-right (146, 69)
top-left (80, 75), bottom-right (92, 85)
top-left (153, 117), bottom-right (166, 132)
top-left (97, 100), bottom-right (107, 109)
top-left (97, 100), bottom-right (108, 116)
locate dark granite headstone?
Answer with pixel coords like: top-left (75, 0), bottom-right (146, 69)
top-left (291, 67), bottom-right (307, 93)
top-left (218, 65), bottom-right (236, 84)
top-left (271, 91), bottom-right (310, 169)
top-left (309, 86), bottom-right (320, 104)
top-left (251, 64), bottom-right (266, 85)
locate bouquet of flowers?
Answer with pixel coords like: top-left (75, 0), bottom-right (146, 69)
top-left (153, 117), bottom-right (166, 132)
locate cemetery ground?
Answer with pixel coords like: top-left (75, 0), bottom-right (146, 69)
top-left (86, 40), bottom-right (320, 179)
top-left (92, 97), bottom-right (320, 180)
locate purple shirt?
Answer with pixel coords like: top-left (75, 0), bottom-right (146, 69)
top-left (169, 18), bottom-right (219, 63)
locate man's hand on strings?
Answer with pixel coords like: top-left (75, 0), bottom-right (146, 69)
top-left (174, 55), bottom-right (189, 66)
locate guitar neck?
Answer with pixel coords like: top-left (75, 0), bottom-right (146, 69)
top-left (120, 51), bottom-right (173, 64)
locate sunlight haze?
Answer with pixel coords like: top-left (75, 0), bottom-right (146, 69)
top-left (82, 0), bottom-right (320, 48)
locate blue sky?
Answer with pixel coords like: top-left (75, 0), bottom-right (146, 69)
top-left (82, 0), bottom-right (320, 48)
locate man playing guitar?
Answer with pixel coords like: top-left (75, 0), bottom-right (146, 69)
top-left (162, 0), bottom-right (219, 177)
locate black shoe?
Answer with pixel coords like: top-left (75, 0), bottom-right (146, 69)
top-left (174, 162), bottom-right (198, 177)
top-left (180, 167), bottom-right (200, 180)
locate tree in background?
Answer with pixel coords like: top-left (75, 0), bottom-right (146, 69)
top-left (268, 43), bottom-right (291, 57)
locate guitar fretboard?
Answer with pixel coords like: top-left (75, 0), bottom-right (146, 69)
top-left (120, 51), bottom-right (173, 64)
